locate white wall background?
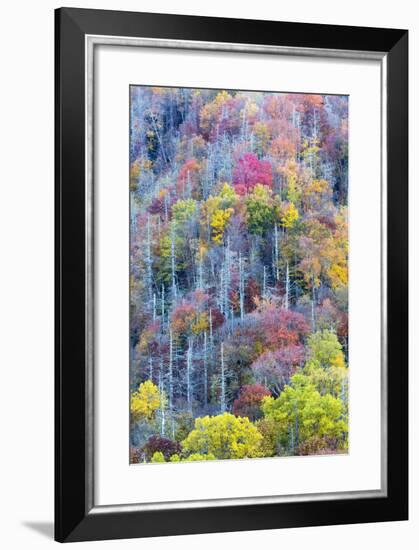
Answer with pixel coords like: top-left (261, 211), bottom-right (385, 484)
top-left (0, 1), bottom-right (416, 548)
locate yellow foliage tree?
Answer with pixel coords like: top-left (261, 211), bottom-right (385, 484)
top-left (182, 413), bottom-right (263, 459)
top-left (280, 202), bottom-right (299, 229)
top-left (324, 208), bottom-right (348, 290)
top-left (130, 380), bottom-right (165, 422)
top-left (151, 451), bottom-right (165, 463)
top-left (211, 207), bottom-right (234, 243)
top-left (218, 182), bottom-right (238, 208)
top-left (200, 191), bottom-right (234, 244)
top-left (191, 311), bottom-right (209, 335)
top-left (200, 91), bottom-right (232, 131)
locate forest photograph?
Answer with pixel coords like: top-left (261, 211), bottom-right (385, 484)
top-left (129, 85), bottom-right (349, 464)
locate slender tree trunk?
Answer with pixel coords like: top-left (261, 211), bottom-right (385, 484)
top-left (220, 342), bottom-right (226, 413)
top-left (218, 264), bottom-right (224, 315)
top-left (203, 331), bottom-right (208, 404)
top-left (149, 355), bottom-right (153, 381)
top-left (161, 284), bottom-right (165, 323)
top-left (239, 252), bottom-right (245, 321)
top-left (197, 252), bottom-right (203, 290)
top-left (168, 329), bottom-right (173, 413)
top-left (311, 277), bottom-right (316, 331)
top-left (159, 368), bottom-right (165, 436)
top-left (274, 224), bottom-right (279, 281)
top-left (186, 337), bottom-right (193, 414)
top-left (152, 292), bottom-right (156, 321)
top-left (285, 261), bottom-right (290, 310)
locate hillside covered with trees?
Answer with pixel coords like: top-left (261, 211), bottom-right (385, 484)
top-left (129, 86), bottom-right (349, 463)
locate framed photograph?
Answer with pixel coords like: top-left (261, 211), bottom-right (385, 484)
top-left (55, 7), bottom-right (408, 542)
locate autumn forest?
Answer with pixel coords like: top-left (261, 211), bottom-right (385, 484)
top-left (129, 86), bottom-right (349, 464)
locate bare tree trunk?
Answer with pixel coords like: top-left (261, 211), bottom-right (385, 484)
top-left (197, 251), bottom-right (203, 290)
top-left (224, 238), bottom-right (231, 316)
top-left (148, 355), bottom-right (153, 382)
top-left (159, 367), bottom-right (165, 436)
top-left (220, 342), bottom-right (226, 413)
top-left (285, 261), bottom-right (290, 310)
top-left (209, 308), bottom-right (214, 348)
top-left (203, 331), bottom-right (208, 404)
top-left (161, 284), bottom-right (165, 323)
top-left (290, 426), bottom-right (295, 454)
top-left (274, 224), bottom-right (279, 281)
top-left (152, 292), bottom-right (156, 321)
top-left (239, 252), bottom-right (245, 321)
top-left (186, 337), bottom-right (193, 414)
top-left (168, 329), bottom-right (173, 413)
top-left (218, 264), bottom-right (224, 315)
top-left (311, 277), bottom-right (316, 332)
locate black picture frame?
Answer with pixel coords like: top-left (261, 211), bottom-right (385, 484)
top-left (55, 7), bottom-right (408, 543)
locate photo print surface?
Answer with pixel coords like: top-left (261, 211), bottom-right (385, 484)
top-left (129, 86), bottom-right (349, 464)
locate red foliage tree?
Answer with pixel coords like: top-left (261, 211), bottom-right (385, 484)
top-left (251, 344), bottom-right (305, 396)
top-left (147, 195), bottom-right (165, 217)
top-left (176, 159), bottom-right (201, 198)
top-left (140, 435), bottom-right (181, 461)
top-left (233, 153), bottom-right (273, 195)
top-left (251, 305), bottom-right (309, 350)
top-left (244, 277), bottom-right (260, 312)
top-left (233, 384), bottom-right (271, 421)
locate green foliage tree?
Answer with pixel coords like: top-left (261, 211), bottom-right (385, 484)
top-left (308, 329), bottom-right (345, 369)
top-left (171, 198), bottom-right (197, 226)
top-left (151, 451), bottom-right (166, 463)
top-left (261, 372), bottom-right (347, 452)
top-left (183, 452), bottom-right (216, 461)
top-left (303, 360), bottom-right (348, 399)
top-left (245, 184), bottom-right (276, 236)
